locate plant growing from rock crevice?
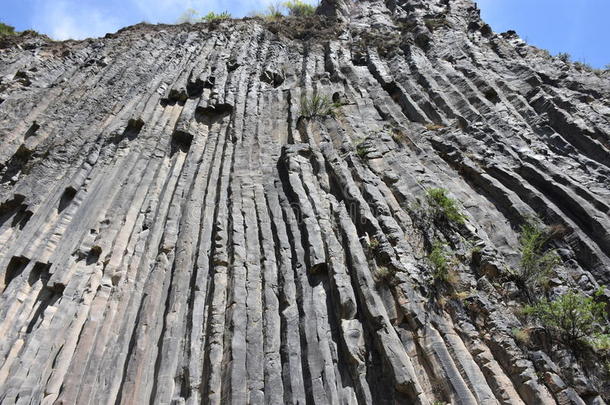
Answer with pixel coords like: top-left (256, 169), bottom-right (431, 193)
top-left (356, 143), bottom-right (368, 159)
top-left (426, 188), bottom-right (465, 226)
top-left (203, 11), bottom-right (231, 22)
top-left (284, 0), bottom-right (317, 17)
top-left (516, 220), bottom-right (561, 300)
top-left (177, 10), bottom-right (231, 23)
top-left (524, 287), bottom-right (609, 347)
top-left (0, 22), bottom-right (16, 36)
top-left (425, 123), bottom-right (445, 131)
top-left (299, 94), bottom-right (340, 120)
top-left (427, 241), bottom-right (458, 286)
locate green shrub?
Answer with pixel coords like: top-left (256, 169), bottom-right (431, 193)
top-left (177, 10), bottom-right (231, 23)
top-left (202, 11), bottom-right (231, 22)
top-left (524, 287), bottom-right (609, 346)
top-left (426, 188), bottom-right (465, 225)
top-left (592, 333), bottom-right (610, 351)
top-left (249, 3), bottom-right (284, 20)
top-left (517, 221), bottom-right (560, 293)
top-left (265, 3), bottom-right (284, 19)
top-left (356, 143), bottom-right (368, 159)
top-left (428, 242), bottom-right (451, 282)
top-left (299, 94), bottom-right (339, 120)
top-left (556, 52), bottom-right (571, 63)
top-left (0, 22), bottom-right (16, 36)
top-left (511, 327), bottom-right (531, 345)
top-left (284, 0), bottom-right (316, 17)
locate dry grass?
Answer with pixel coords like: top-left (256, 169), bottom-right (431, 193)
top-left (425, 123), bottom-right (445, 131)
top-left (512, 327), bottom-right (531, 345)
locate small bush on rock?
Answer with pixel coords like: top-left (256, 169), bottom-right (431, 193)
top-left (356, 143), bottom-right (368, 159)
top-left (284, 0), bottom-right (316, 17)
top-left (0, 23), bottom-right (16, 36)
top-left (428, 242), bottom-right (457, 284)
top-left (511, 327), bottom-right (531, 345)
top-left (202, 11), bottom-right (231, 22)
top-left (265, 3), bottom-right (285, 20)
top-left (525, 287), bottom-right (609, 347)
top-left (426, 188), bottom-right (465, 225)
top-left (374, 266), bottom-right (393, 283)
top-left (300, 94), bottom-right (339, 120)
top-left (517, 220), bottom-right (560, 295)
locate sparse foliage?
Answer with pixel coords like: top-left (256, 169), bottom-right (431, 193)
top-left (177, 8), bottom-right (200, 24)
top-left (426, 188), bottom-right (465, 225)
top-left (369, 237), bottom-right (379, 251)
top-left (177, 9), bottom-right (231, 23)
top-left (265, 2), bottom-right (285, 19)
top-left (299, 94), bottom-right (339, 120)
top-left (0, 22), bottom-right (16, 36)
top-left (516, 220), bottom-right (560, 295)
top-left (524, 287), bottom-right (609, 346)
top-left (573, 61), bottom-right (593, 72)
top-left (424, 16), bottom-right (449, 31)
top-left (511, 327), bottom-right (531, 345)
top-left (284, 0), bottom-right (316, 17)
top-left (356, 143), bottom-right (368, 158)
top-left (428, 242), bottom-right (451, 282)
top-left (375, 266), bottom-right (393, 283)
top-left (202, 11), bottom-right (231, 22)
top-left (425, 123), bottom-right (445, 131)
top-left (556, 52), bottom-right (571, 63)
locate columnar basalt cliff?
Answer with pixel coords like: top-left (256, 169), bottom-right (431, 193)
top-left (0, 0), bottom-right (609, 403)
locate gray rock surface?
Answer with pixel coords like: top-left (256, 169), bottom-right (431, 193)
top-left (0, 0), bottom-right (609, 403)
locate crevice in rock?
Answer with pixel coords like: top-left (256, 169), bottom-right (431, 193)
top-left (3, 255), bottom-right (30, 291)
top-left (1, 144), bottom-right (33, 183)
top-left (186, 78), bottom-right (204, 97)
top-left (25, 282), bottom-right (63, 333)
top-left (0, 194), bottom-right (30, 229)
top-left (24, 121), bottom-right (40, 139)
top-left (170, 131), bottom-right (193, 156)
top-left (87, 245), bottom-right (102, 265)
top-left (58, 186), bottom-right (77, 213)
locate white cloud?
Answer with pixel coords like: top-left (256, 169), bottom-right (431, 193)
top-left (33, 0), bottom-right (122, 40)
top-left (29, 0), bottom-right (321, 40)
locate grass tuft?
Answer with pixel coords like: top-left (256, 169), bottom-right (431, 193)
top-left (428, 242), bottom-right (454, 283)
top-left (511, 327), bottom-right (531, 345)
top-left (300, 94), bottom-right (340, 120)
top-left (284, 0), bottom-right (316, 17)
top-left (202, 11), bottom-right (231, 22)
top-left (425, 123), bottom-right (445, 131)
top-left (0, 22), bottom-right (16, 36)
top-left (426, 188), bottom-right (465, 225)
top-left (517, 220), bottom-right (560, 295)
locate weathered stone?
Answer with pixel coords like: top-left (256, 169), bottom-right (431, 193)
top-left (0, 0), bottom-right (608, 404)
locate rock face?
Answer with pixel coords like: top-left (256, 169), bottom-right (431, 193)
top-left (0, 0), bottom-right (609, 403)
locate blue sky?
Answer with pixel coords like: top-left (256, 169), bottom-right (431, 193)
top-left (1, 0), bottom-right (608, 68)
